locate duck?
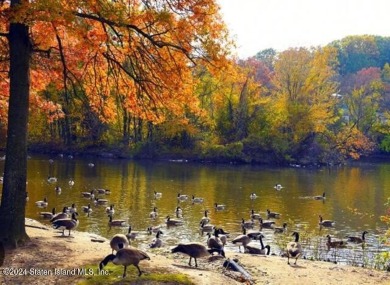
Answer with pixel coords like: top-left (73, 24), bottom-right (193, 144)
top-left (313, 192), bottom-right (326, 200)
top-left (250, 209), bottom-right (261, 220)
top-left (318, 215), bottom-right (335, 227)
top-left (347, 231), bottom-right (368, 244)
top-left (99, 247), bottom-right (150, 277)
top-left (154, 191), bottom-right (162, 199)
top-left (81, 190), bottom-right (95, 199)
top-left (108, 215), bottom-right (127, 227)
top-left (47, 176), bottom-right (57, 183)
top-left (259, 217), bottom-right (275, 229)
top-left (149, 207), bottom-right (158, 219)
top-left (52, 212), bottom-right (79, 236)
top-left (200, 220), bottom-right (215, 233)
top-left (274, 222), bottom-right (288, 233)
top-left (267, 209), bottom-right (281, 218)
top-left (94, 197), bottom-right (108, 205)
top-left (39, 207), bottom-right (56, 220)
top-left (82, 204), bottom-right (93, 214)
top-left (232, 227), bottom-right (252, 252)
top-left (286, 231), bottom-right (302, 265)
top-left (326, 235), bottom-right (346, 250)
top-left (50, 207), bottom-right (69, 223)
top-left (214, 203), bottom-right (226, 211)
top-left (35, 197), bottom-right (48, 208)
top-left (105, 204), bottom-right (115, 215)
top-left (110, 234), bottom-right (130, 253)
top-left (165, 215), bottom-right (183, 226)
top-left (126, 225), bottom-right (140, 240)
top-left (199, 210), bottom-right (210, 225)
top-left (250, 193), bottom-right (258, 199)
top-left (177, 193), bottom-right (188, 201)
top-left (192, 195), bottom-right (204, 203)
top-left (149, 230), bottom-right (163, 248)
top-left (241, 218), bottom-right (255, 229)
top-left (96, 188), bottom-right (111, 195)
top-left (171, 242), bottom-right (225, 267)
top-left (274, 183), bottom-right (283, 191)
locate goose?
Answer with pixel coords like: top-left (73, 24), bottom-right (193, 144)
top-left (259, 217), bottom-right (275, 229)
top-left (206, 229), bottom-right (224, 250)
top-left (200, 220), bottom-right (215, 233)
top-left (99, 247), bottom-right (150, 277)
top-left (175, 206), bottom-right (183, 218)
top-left (326, 235), bottom-right (346, 250)
top-left (250, 209), bottom-right (261, 220)
top-left (192, 195), bottom-right (204, 203)
top-left (347, 231), bottom-right (368, 244)
top-left (232, 227), bottom-right (252, 252)
top-left (94, 198), bottom-right (109, 205)
top-left (110, 234), bottom-right (130, 253)
top-left (82, 204), bottom-right (93, 214)
top-left (246, 227), bottom-right (263, 240)
top-left (108, 215), bottom-right (127, 227)
top-left (177, 193), bottom-right (188, 201)
top-left (267, 209), bottom-right (281, 218)
top-left (245, 244), bottom-right (271, 255)
top-left (81, 190), bottom-right (95, 199)
top-left (149, 230), bottom-right (163, 248)
top-left (68, 179), bottom-right (75, 186)
top-left (199, 210), bottom-right (210, 225)
top-left (52, 212), bottom-right (79, 236)
top-left (274, 222), bottom-right (288, 233)
top-left (250, 193), bottom-right (258, 199)
top-left (171, 242), bottom-right (225, 267)
top-left (126, 226), bottom-right (140, 240)
top-left (154, 191), bottom-right (162, 199)
top-left (241, 218), bottom-right (255, 229)
top-left (66, 203), bottom-right (77, 214)
top-left (105, 204), bottom-right (115, 215)
top-left (274, 183), bottom-right (283, 191)
top-left (313, 192), bottom-right (326, 200)
top-left (47, 176), bottom-right (57, 183)
top-left (319, 215), bottom-right (335, 227)
top-left (40, 207), bottom-right (56, 220)
top-left (88, 162), bottom-right (95, 167)
top-left (35, 197), bottom-right (48, 208)
top-left (149, 207), bottom-right (158, 219)
top-left (55, 186), bottom-right (62, 194)
top-left (165, 215), bottom-right (183, 226)
top-left (50, 207), bottom-right (69, 223)
top-left (25, 192), bottom-right (29, 202)
top-left (214, 203), bottom-right (226, 211)
top-left (286, 231), bottom-right (302, 265)
top-left (215, 228), bottom-right (228, 246)
top-left (96, 188), bottom-right (111, 195)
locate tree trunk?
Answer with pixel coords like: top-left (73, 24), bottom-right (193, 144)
top-left (0, 16), bottom-right (31, 247)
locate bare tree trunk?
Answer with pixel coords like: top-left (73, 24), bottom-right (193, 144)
top-left (0, 15), bottom-right (31, 247)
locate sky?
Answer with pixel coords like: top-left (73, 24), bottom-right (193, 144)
top-left (217, 0), bottom-right (390, 58)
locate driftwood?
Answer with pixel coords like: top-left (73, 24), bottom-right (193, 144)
top-left (25, 224), bottom-right (49, 230)
top-left (223, 258), bottom-right (253, 284)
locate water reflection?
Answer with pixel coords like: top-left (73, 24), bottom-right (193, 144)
top-left (0, 156), bottom-right (389, 267)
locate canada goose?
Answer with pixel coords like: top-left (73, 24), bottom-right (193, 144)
top-left (40, 207), bottom-right (56, 220)
top-left (250, 209), bottom-right (261, 220)
top-left (82, 204), bottom-right (93, 214)
top-left (192, 195), bottom-right (204, 203)
top-left (319, 215), bottom-right (335, 227)
top-left (99, 247), bottom-right (150, 277)
top-left (326, 235), bottom-right (346, 250)
top-left (96, 188), bottom-right (111, 195)
top-left (250, 193), bottom-right (258, 199)
top-left (347, 231), bottom-right (368, 244)
top-left (82, 190), bottom-right (95, 199)
top-left (88, 162), bottom-right (95, 167)
top-left (246, 227), bottom-right (262, 239)
top-left (108, 215), bottom-right (127, 227)
top-left (52, 212), bottom-right (79, 236)
top-left (177, 193), bottom-right (188, 201)
top-left (200, 220), bottom-right (215, 233)
top-left (68, 179), bottom-right (75, 186)
top-left (286, 231), bottom-right (302, 265)
top-left (47, 176), bottom-right (57, 183)
top-left (232, 227), bottom-right (252, 252)
top-left (154, 191), bottom-right (162, 199)
top-left (259, 217), bottom-right (275, 229)
top-left (55, 186), bottom-right (62, 194)
top-left (274, 222), bottom-right (288, 233)
top-left (110, 234), bottom-right (130, 253)
top-left (241, 218), bottom-right (255, 229)
top-left (50, 207), bottom-right (69, 223)
top-left (35, 197), bottom-right (48, 208)
top-left (206, 230), bottom-right (224, 250)
top-left (165, 215), bottom-right (183, 226)
top-left (67, 203), bottom-right (77, 214)
top-left (267, 209), bottom-right (281, 218)
top-left (147, 207), bottom-right (157, 219)
top-left (314, 192), bottom-right (326, 200)
top-left (214, 203), bottom-right (226, 211)
top-left (149, 230), bottom-right (163, 248)
top-left (25, 192), bottom-right (29, 202)
top-left (199, 210), bottom-right (210, 225)
top-left (171, 243), bottom-right (225, 267)
top-left (274, 183), bottom-right (283, 191)
top-left (126, 226), bottom-right (140, 240)
top-left (175, 206), bottom-right (183, 218)
top-left (215, 228), bottom-right (228, 246)
top-left (245, 244), bottom-right (271, 255)
top-left (94, 198), bottom-right (108, 205)
top-left (106, 204), bottom-right (115, 215)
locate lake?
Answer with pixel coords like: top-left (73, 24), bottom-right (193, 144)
top-left (0, 155), bottom-right (389, 268)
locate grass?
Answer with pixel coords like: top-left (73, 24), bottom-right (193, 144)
top-left (77, 264), bottom-right (195, 285)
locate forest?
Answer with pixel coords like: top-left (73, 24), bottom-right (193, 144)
top-left (1, 3), bottom-right (390, 166)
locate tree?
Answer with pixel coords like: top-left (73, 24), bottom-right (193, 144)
top-left (0, 0), bottom-right (229, 247)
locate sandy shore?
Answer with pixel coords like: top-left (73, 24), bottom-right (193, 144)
top-left (0, 219), bottom-right (388, 285)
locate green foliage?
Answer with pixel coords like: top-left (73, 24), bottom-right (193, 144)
top-left (201, 142), bottom-right (245, 162)
top-left (379, 135), bottom-right (390, 152)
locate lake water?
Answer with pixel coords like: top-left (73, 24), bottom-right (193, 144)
top-left (1, 155), bottom-right (389, 268)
